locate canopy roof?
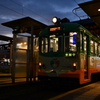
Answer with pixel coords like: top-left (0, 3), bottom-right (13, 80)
top-left (2, 17), bottom-right (47, 36)
top-left (79, 0), bottom-right (100, 28)
top-left (0, 35), bottom-right (12, 42)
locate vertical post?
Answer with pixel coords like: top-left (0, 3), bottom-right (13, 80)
top-left (12, 33), bottom-right (17, 83)
top-left (26, 37), bottom-right (31, 82)
top-left (30, 25), bottom-right (34, 82)
top-left (10, 43), bottom-right (12, 73)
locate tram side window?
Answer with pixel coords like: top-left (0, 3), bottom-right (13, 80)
top-left (84, 36), bottom-right (87, 53)
top-left (98, 44), bottom-right (100, 57)
top-left (65, 32), bottom-right (77, 52)
top-left (95, 42), bottom-right (98, 56)
top-left (90, 40), bottom-right (94, 54)
top-left (69, 32), bottom-right (77, 52)
top-left (80, 33), bottom-right (83, 51)
top-left (41, 37), bottom-right (48, 53)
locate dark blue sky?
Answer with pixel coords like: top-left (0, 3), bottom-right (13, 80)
top-left (0, 0), bottom-right (92, 37)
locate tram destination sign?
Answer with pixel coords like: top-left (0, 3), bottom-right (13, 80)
top-left (50, 27), bottom-right (61, 31)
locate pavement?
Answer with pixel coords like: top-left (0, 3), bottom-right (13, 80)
top-left (0, 73), bottom-right (26, 87)
top-left (49, 81), bottom-right (100, 100)
top-left (1, 73), bottom-right (100, 100)
top-left (0, 73), bottom-right (11, 77)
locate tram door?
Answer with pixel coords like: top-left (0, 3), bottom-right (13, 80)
top-left (84, 35), bottom-right (88, 79)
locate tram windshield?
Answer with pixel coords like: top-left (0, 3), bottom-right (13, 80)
top-left (65, 32), bottom-right (77, 52)
top-left (40, 32), bottom-right (77, 53)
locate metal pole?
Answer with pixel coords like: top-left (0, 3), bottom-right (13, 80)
top-left (26, 37), bottom-right (30, 82)
top-left (10, 43), bottom-right (12, 73)
top-left (30, 25), bottom-right (34, 82)
top-left (12, 33), bottom-right (16, 83)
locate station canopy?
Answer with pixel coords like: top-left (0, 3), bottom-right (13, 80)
top-left (79, 0), bottom-right (100, 28)
top-left (2, 17), bottom-right (47, 37)
top-left (0, 35), bottom-right (12, 42)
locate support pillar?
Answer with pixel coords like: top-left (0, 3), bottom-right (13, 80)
top-left (12, 33), bottom-right (17, 83)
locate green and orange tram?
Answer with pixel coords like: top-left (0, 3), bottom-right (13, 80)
top-left (38, 17), bottom-right (100, 84)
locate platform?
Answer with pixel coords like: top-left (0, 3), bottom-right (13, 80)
top-left (0, 73), bottom-right (11, 77)
top-left (49, 81), bottom-right (100, 100)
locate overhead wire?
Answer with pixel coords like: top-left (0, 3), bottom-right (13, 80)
top-left (0, 0), bottom-right (50, 24)
top-left (0, 3), bottom-right (25, 17)
top-left (10, 0), bottom-right (50, 22)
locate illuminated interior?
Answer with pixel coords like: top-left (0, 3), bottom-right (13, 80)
top-left (40, 32), bottom-right (77, 53)
top-left (16, 42), bottom-right (27, 49)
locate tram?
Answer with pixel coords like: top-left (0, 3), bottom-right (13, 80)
top-left (38, 17), bottom-right (100, 84)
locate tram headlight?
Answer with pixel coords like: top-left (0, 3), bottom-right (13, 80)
top-left (39, 62), bottom-right (42, 66)
top-left (39, 62), bottom-right (46, 69)
top-left (52, 17), bottom-right (57, 23)
top-left (52, 17), bottom-right (60, 24)
top-left (73, 62), bottom-right (77, 70)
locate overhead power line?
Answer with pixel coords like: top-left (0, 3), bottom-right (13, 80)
top-left (0, 3), bottom-right (25, 16)
top-left (0, 0), bottom-right (50, 25)
top-left (10, 0), bottom-right (50, 22)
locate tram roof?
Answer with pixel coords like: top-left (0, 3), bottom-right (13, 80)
top-left (79, 0), bottom-right (100, 28)
top-left (39, 23), bottom-right (89, 36)
top-left (1, 17), bottom-right (47, 36)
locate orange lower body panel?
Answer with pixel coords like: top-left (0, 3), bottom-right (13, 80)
top-left (38, 69), bottom-right (100, 84)
top-left (38, 70), bottom-right (48, 76)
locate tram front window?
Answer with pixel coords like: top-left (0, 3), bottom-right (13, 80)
top-left (65, 32), bottom-right (77, 52)
top-left (41, 37), bottom-right (48, 53)
top-left (40, 34), bottom-right (63, 53)
top-left (50, 35), bottom-right (62, 52)
top-left (40, 32), bottom-right (77, 53)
